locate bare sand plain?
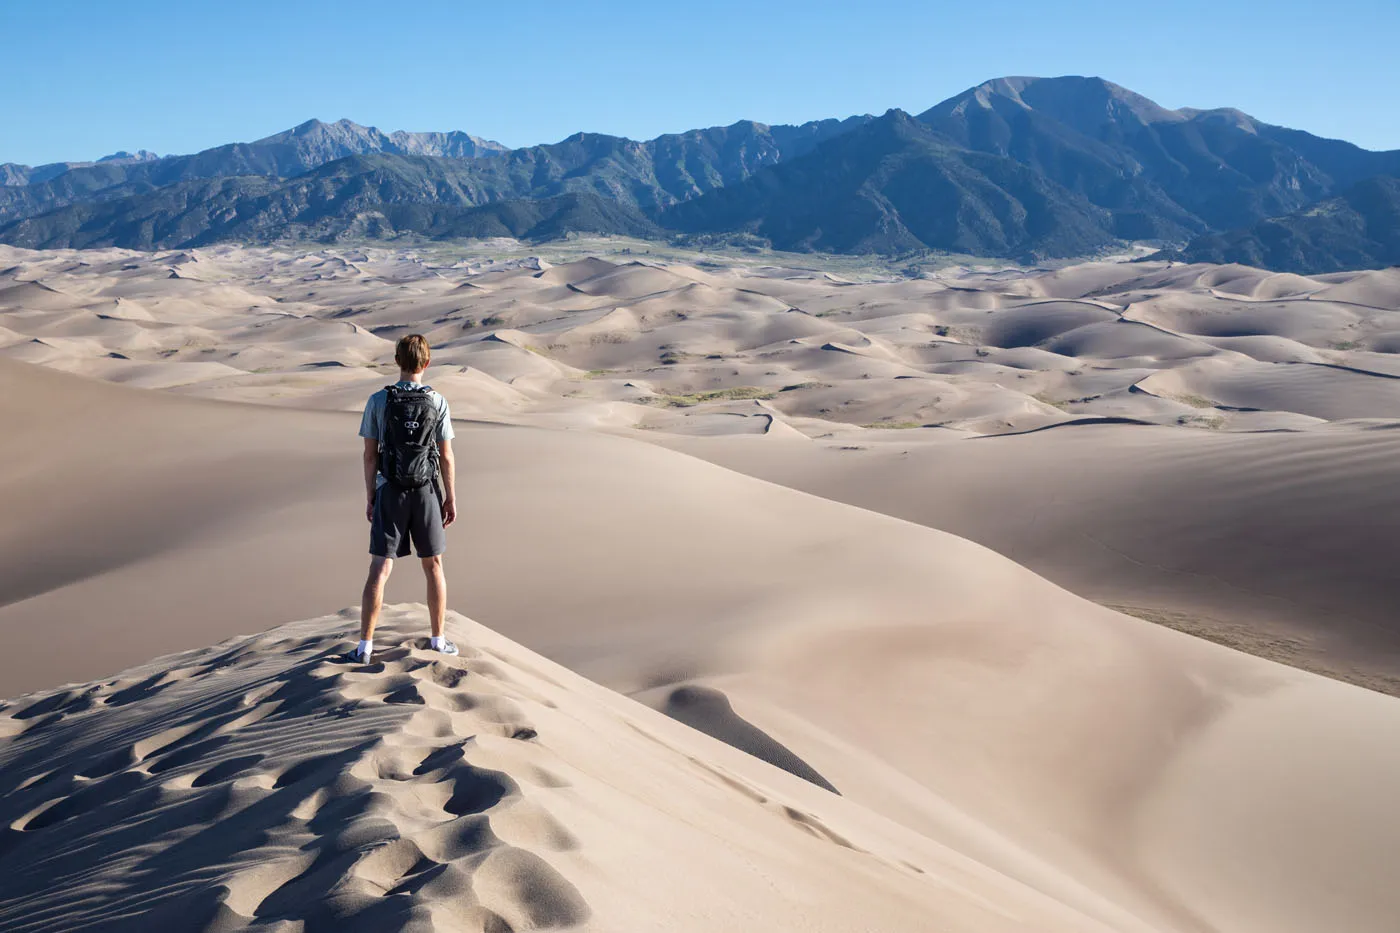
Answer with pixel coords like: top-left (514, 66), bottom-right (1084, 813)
top-left (1, 242), bottom-right (1398, 932)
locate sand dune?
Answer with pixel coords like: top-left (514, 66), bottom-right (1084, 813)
top-left (4, 246), bottom-right (1397, 436)
top-left (676, 422), bottom-right (1400, 695)
top-left (3, 241), bottom-right (1399, 931)
top-left (3, 606), bottom-right (1107, 933)
top-left (4, 359), bottom-right (1400, 930)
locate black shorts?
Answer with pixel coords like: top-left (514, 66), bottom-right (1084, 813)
top-left (370, 481), bottom-right (446, 558)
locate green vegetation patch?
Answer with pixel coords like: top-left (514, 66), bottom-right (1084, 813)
top-left (1177, 413), bottom-right (1225, 430)
top-left (647, 386), bottom-right (778, 407)
top-left (659, 348), bottom-right (701, 365)
top-left (861, 420), bottom-right (924, 429)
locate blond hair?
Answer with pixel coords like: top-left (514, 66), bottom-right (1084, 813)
top-left (395, 334), bottom-right (431, 373)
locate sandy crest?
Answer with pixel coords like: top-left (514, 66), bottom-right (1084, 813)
top-left (0, 605), bottom-right (1114, 933)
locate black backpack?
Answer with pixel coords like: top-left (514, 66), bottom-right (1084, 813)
top-left (379, 385), bottom-right (442, 489)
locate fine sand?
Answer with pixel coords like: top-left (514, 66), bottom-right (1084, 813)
top-left (2, 243), bottom-right (1399, 932)
top-left (3, 606), bottom-right (1107, 933)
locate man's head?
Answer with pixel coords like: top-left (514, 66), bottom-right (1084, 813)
top-left (395, 334), bottom-right (432, 375)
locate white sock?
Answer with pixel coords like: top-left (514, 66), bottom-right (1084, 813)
top-left (358, 639), bottom-right (373, 657)
top-left (431, 635), bottom-right (445, 650)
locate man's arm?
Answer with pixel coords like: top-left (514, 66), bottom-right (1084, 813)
top-left (363, 438), bottom-right (379, 522)
top-left (438, 439), bottom-right (456, 527)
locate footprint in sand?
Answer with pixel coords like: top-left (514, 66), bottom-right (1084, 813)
top-left (0, 614), bottom-right (592, 933)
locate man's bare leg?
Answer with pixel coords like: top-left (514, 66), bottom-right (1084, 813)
top-left (423, 555), bottom-right (446, 637)
top-left (361, 556), bottom-right (394, 640)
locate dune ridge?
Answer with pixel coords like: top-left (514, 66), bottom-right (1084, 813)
top-left (0, 605), bottom-right (1119, 933)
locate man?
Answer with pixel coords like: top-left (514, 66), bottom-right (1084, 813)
top-left (348, 334), bottom-right (459, 663)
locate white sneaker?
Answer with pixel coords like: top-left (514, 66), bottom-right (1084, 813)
top-left (431, 639), bottom-right (460, 656)
top-left (343, 645), bottom-right (372, 664)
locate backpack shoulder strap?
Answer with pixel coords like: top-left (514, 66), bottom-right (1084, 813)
top-left (425, 391), bottom-right (443, 430)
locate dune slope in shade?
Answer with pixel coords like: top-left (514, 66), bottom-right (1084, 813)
top-left (672, 421), bottom-right (1400, 694)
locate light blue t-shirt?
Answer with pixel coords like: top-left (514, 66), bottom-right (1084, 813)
top-left (359, 381), bottom-right (455, 487)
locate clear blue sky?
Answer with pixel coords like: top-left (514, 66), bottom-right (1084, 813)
top-left (3, 0), bottom-right (1398, 165)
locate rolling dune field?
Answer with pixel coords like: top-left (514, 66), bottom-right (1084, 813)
top-left (2, 242), bottom-right (1398, 932)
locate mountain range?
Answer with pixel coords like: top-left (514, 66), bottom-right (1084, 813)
top-left (1160, 175), bottom-right (1400, 273)
top-left (3, 76), bottom-right (1398, 271)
